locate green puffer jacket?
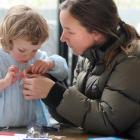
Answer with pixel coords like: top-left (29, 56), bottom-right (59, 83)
top-left (43, 38), bottom-right (140, 139)
top-left (55, 45), bottom-right (140, 139)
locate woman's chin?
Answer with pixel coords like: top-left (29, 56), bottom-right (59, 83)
top-left (71, 49), bottom-right (81, 55)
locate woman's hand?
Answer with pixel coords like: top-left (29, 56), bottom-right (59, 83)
top-left (23, 74), bottom-right (55, 100)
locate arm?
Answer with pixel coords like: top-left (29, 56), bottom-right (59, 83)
top-left (0, 79), bottom-right (8, 91)
top-left (25, 60), bottom-right (54, 74)
top-left (26, 50), bottom-right (68, 81)
top-left (23, 75), bottom-right (72, 124)
top-left (47, 55), bottom-right (69, 81)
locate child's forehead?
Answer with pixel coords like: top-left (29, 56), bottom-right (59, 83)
top-left (13, 38), bottom-right (41, 49)
top-left (13, 38), bottom-right (32, 44)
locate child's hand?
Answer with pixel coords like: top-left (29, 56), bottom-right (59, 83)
top-left (25, 60), bottom-right (54, 74)
top-left (4, 65), bottom-right (19, 87)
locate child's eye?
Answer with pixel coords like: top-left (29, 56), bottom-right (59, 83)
top-left (32, 49), bottom-right (37, 52)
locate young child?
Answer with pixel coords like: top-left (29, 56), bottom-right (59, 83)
top-left (0, 5), bottom-right (68, 127)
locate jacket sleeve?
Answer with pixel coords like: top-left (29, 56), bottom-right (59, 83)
top-left (42, 82), bottom-right (74, 125)
top-left (55, 57), bottom-right (140, 136)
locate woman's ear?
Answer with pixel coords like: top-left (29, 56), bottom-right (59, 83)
top-left (92, 31), bottom-right (106, 44)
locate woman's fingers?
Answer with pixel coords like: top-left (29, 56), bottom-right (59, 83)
top-left (23, 90), bottom-right (35, 100)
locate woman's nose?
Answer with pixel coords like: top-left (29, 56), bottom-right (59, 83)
top-left (60, 32), bottom-right (66, 42)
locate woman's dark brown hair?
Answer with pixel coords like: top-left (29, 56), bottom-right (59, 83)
top-left (60, 0), bottom-right (140, 65)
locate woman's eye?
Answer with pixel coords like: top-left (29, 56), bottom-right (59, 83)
top-left (68, 32), bottom-right (75, 35)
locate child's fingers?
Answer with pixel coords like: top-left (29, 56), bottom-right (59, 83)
top-left (25, 64), bottom-right (34, 74)
top-left (32, 62), bottom-right (50, 74)
top-left (38, 65), bottom-right (49, 74)
top-left (5, 71), bottom-right (17, 85)
top-left (9, 65), bottom-right (19, 73)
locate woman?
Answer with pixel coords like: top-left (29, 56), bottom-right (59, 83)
top-left (23, 0), bottom-right (140, 139)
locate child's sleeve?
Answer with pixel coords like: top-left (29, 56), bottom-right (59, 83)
top-left (47, 54), bottom-right (69, 81)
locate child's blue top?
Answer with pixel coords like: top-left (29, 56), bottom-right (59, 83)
top-left (0, 48), bottom-right (68, 127)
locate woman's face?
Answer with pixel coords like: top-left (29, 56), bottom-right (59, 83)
top-left (60, 9), bottom-right (97, 55)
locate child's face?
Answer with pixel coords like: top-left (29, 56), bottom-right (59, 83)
top-left (9, 38), bottom-right (42, 63)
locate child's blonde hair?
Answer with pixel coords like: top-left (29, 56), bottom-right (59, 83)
top-left (0, 5), bottom-right (49, 51)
